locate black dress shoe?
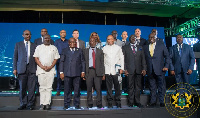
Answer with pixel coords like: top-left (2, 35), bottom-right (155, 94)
top-left (97, 104), bottom-right (103, 108)
top-left (108, 103), bottom-right (113, 108)
top-left (135, 103), bottom-right (143, 108)
top-left (147, 103), bottom-right (156, 108)
top-left (116, 103), bottom-right (122, 108)
top-left (27, 106), bottom-right (34, 110)
top-left (128, 103), bottom-right (134, 107)
top-left (63, 105), bottom-right (70, 110)
top-left (46, 104), bottom-right (51, 110)
top-left (39, 104), bottom-right (45, 110)
top-left (87, 104), bottom-right (93, 108)
top-left (75, 105), bottom-right (80, 109)
top-left (56, 92), bottom-right (61, 96)
top-left (35, 92), bottom-right (40, 96)
top-left (18, 105), bottom-right (26, 110)
top-left (160, 103), bottom-right (165, 107)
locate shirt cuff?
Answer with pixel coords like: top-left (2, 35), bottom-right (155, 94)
top-left (60, 72), bottom-right (63, 74)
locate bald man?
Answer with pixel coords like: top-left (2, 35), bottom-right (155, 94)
top-left (54, 30), bottom-right (69, 96)
top-left (103, 35), bottom-right (124, 108)
top-left (13, 30), bottom-right (37, 110)
top-left (121, 31), bottom-right (129, 46)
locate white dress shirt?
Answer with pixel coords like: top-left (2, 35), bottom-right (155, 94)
top-left (33, 44), bottom-right (60, 75)
top-left (103, 44), bottom-right (124, 75)
top-left (24, 40), bottom-right (30, 62)
top-left (76, 39), bottom-right (79, 48)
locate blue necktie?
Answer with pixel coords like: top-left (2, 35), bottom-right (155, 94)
top-left (179, 45), bottom-right (182, 57)
top-left (71, 48), bottom-right (74, 54)
top-left (26, 42), bottom-right (29, 64)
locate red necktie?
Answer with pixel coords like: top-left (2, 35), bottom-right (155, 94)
top-left (92, 49), bottom-right (95, 68)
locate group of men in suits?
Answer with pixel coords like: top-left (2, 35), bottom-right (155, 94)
top-left (13, 27), bottom-right (195, 110)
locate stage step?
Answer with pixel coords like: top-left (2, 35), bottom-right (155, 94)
top-left (0, 94), bottom-right (150, 107)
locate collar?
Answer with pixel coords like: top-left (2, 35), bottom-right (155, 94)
top-left (24, 40), bottom-right (30, 44)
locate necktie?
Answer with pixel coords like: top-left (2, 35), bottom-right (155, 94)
top-left (26, 42), bottom-right (29, 64)
top-left (92, 49), bottom-right (95, 68)
top-left (132, 45), bottom-right (136, 54)
top-left (71, 48), bottom-right (74, 54)
top-left (179, 45), bottom-right (182, 56)
top-left (150, 44), bottom-right (154, 57)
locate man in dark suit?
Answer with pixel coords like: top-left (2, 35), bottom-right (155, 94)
top-left (60, 38), bottom-right (85, 109)
top-left (34, 28), bottom-right (54, 95)
top-left (143, 33), bottom-right (170, 107)
top-left (83, 38), bottom-right (104, 108)
top-left (54, 30), bottom-right (69, 96)
top-left (151, 29), bottom-right (165, 44)
top-left (72, 29), bottom-right (85, 49)
top-left (135, 28), bottom-right (147, 93)
top-left (169, 34), bottom-right (195, 85)
top-left (134, 28), bottom-right (147, 46)
top-left (122, 35), bottom-right (147, 108)
top-left (121, 31), bottom-right (129, 46)
top-left (193, 34), bottom-right (200, 86)
top-left (34, 28), bottom-right (54, 46)
top-left (13, 30), bottom-right (37, 110)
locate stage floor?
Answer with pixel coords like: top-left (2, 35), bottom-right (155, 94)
top-left (0, 87), bottom-right (199, 118)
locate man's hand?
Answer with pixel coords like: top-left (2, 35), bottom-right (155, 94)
top-left (141, 70), bottom-right (146, 76)
top-left (170, 71), bottom-right (175, 76)
top-left (125, 70), bottom-right (129, 76)
top-left (13, 70), bottom-right (17, 76)
top-left (41, 66), bottom-right (47, 70)
top-left (162, 67), bottom-right (168, 71)
top-left (45, 66), bottom-right (52, 72)
top-left (102, 75), bottom-right (105, 80)
top-left (187, 69), bottom-right (192, 75)
top-left (60, 73), bottom-right (64, 81)
top-left (81, 72), bottom-right (85, 78)
top-left (119, 69), bottom-right (123, 74)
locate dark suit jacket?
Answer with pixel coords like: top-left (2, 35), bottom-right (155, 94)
top-left (59, 48), bottom-right (85, 77)
top-left (83, 48), bottom-right (105, 79)
top-left (122, 44), bottom-right (147, 74)
top-left (78, 39), bottom-right (85, 49)
top-left (169, 44), bottom-right (195, 74)
top-left (143, 41), bottom-right (170, 76)
top-left (122, 41), bottom-right (130, 46)
top-left (193, 41), bottom-right (200, 52)
top-left (138, 38), bottom-right (147, 46)
top-left (34, 37), bottom-right (54, 46)
top-left (13, 41), bottom-right (37, 74)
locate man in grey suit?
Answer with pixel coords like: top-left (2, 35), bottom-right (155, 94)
top-left (122, 35), bottom-right (147, 108)
top-left (13, 30), bottom-right (37, 110)
top-left (83, 38), bottom-right (105, 108)
top-left (34, 28), bottom-right (54, 46)
top-left (72, 29), bottom-right (85, 49)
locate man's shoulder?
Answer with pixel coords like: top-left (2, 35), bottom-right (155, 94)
top-left (34, 38), bottom-right (41, 41)
top-left (79, 39), bottom-right (85, 43)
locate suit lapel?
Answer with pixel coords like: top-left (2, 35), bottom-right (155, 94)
top-left (128, 45), bottom-right (134, 56)
top-left (72, 48), bottom-right (79, 60)
top-left (86, 48), bottom-right (89, 66)
top-left (20, 41), bottom-right (26, 55)
top-left (95, 48), bottom-right (99, 61)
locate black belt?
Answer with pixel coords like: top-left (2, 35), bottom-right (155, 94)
top-left (89, 67), bottom-right (95, 69)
